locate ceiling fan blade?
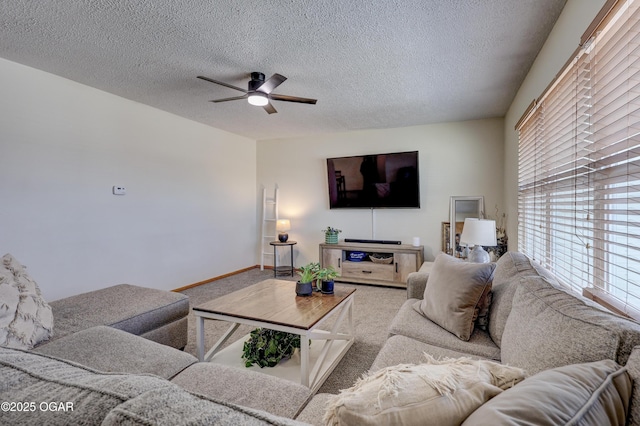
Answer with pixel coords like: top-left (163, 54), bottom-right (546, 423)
top-left (257, 74), bottom-right (287, 94)
top-left (197, 76), bottom-right (247, 93)
top-left (210, 94), bottom-right (248, 103)
top-left (263, 102), bottom-right (277, 114)
top-left (270, 93), bottom-right (317, 104)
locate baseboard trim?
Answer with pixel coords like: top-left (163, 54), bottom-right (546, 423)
top-left (172, 265), bottom-right (273, 292)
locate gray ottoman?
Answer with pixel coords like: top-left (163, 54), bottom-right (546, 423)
top-left (44, 284), bottom-right (189, 350)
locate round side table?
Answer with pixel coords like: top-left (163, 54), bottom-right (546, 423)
top-left (269, 241), bottom-right (297, 277)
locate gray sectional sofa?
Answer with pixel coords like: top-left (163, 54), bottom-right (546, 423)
top-left (297, 251), bottom-right (640, 425)
top-left (5, 251), bottom-right (640, 424)
top-left (1, 282), bottom-right (313, 424)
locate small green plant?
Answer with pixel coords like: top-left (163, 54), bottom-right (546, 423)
top-left (242, 328), bottom-right (301, 368)
top-left (298, 262), bottom-right (320, 283)
top-left (317, 265), bottom-right (339, 281)
top-left (322, 226), bottom-right (342, 235)
top-left (316, 266), bottom-right (340, 292)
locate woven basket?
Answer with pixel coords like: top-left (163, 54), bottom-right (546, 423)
top-left (369, 254), bottom-right (393, 264)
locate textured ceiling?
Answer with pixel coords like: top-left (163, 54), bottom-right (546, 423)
top-left (1, 0), bottom-right (567, 141)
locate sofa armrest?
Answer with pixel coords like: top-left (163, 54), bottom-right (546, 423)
top-left (406, 261), bottom-right (434, 299)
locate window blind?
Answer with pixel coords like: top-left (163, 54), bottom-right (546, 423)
top-left (517, 0), bottom-right (640, 317)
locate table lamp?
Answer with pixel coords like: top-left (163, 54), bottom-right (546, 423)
top-left (459, 218), bottom-right (496, 263)
top-left (276, 219), bottom-right (291, 243)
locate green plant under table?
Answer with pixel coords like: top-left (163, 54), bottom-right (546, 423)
top-left (242, 328), bottom-right (302, 368)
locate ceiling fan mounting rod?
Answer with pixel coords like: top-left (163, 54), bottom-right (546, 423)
top-left (250, 72), bottom-right (265, 81)
top-left (249, 72), bottom-right (266, 91)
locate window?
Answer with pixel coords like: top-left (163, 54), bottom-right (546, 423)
top-left (517, 0), bottom-right (640, 318)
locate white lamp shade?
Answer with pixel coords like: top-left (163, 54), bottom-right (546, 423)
top-left (459, 218), bottom-right (497, 246)
top-left (276, 219), bottom-right (291, 232)
top-left (248, 92), bottom-right (269, 106)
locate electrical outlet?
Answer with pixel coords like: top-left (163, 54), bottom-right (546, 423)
top-left (112, 186), bottom-right (126, 195)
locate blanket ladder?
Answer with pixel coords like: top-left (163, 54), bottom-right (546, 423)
top-left (260, 185), bottom-right (279, 270)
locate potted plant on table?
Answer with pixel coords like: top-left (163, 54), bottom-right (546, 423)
top-left (323, 226), bottom-right (342, 244)
top-left (296, 262), bottom-right (319, 296)
top-left (317, 265), bottom-right (339, 294)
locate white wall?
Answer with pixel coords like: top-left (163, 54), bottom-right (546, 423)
top-left (503, 0), bottom-right (606, 249)
top-left (257, 118), bottom-right (504, 266)
top-left (0, 58), bottom-right (257, 301)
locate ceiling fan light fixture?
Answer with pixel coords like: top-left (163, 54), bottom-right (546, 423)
top-left (248, 92), bottom-right (268, 106)
top-left (199, 72), bottom-right (316, 114)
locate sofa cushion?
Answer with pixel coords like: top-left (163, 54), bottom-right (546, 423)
top-left (622, 346), bottom-right (640, 425)
top-left (462, 359), bottom-right (632, 426)
top-left (171, 362), bottom-right (312, 419)
top-left (33, 325), bottom-right (197, 380)
top-left (0, 347), bottom-right (306, 425)
top-left (324, 355), bottom-right (525, 426)
top-left (390, 299), bottom-right (501, 360)
top-left (370, 334), bottom-right (491, 373)
top-left (48, 283), bottom-right (189, 342)
top-left (139, 316), bottom-right (189, 350)
top-left (296, 393), bottom-right (334, 425)
top-left (0, 253), bottom-right (53, 349)
top-left (501, 276), bottom-right (640, 375)
top-left (416, 254), bottom-right (495, 341)
top-left (488, 251), bottom-right (560, 347)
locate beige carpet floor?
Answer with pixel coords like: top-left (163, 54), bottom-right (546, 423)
top-left (179, 268), bottom-right (407, 394)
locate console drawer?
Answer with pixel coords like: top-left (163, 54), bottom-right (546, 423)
top-left (341, 261), bottom-right (394, 281)
top-left (319, 242), bottom-right (424, 288)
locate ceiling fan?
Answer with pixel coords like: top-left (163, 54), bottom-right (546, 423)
top-left (197, 72), bottom-right (317, 114)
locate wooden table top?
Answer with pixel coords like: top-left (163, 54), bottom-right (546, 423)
top-left (269, 241), bottom-right (297, 246)
top-left (193, 279), bottom-right (356, 330)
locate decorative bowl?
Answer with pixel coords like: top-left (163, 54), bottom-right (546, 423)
top-left (369, 254), bottom-right (393, 264)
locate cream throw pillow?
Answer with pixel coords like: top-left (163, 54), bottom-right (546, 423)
top-left (324, 354), bottom-right (525, 426)
top-left (416, 253), bottom-right (495, 340)
top-left (0, 254), bottom-right (53, 349)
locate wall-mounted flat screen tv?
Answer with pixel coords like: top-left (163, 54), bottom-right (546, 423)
top-left (327, 151), bottom-right (420, 209)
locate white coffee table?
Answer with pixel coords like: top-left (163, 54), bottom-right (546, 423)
top-left (193, 279), bottom-right (356, 393)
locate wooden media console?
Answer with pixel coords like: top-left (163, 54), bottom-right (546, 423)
top-left (319, 241), bottom-right (424, 288)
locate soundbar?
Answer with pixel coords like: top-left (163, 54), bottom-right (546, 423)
top-left (344, 238), bottom-right (402, 245)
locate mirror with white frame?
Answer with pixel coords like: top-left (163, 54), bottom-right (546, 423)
top-left (449, 196), bottom-right (484, 259)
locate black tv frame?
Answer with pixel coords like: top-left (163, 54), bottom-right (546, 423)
top-left (326, 151), bottom-right (420, 209)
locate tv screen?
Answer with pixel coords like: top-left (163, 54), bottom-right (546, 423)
top-left (327, 151), bottom-right (420, 209)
